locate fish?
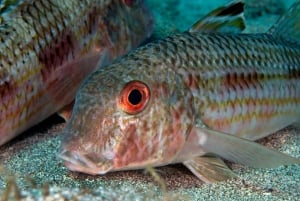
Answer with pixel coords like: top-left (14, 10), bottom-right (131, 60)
top-left (0, 0), bottom-right (153, 145)
top-left (59, 0), bottom-right (300, 183)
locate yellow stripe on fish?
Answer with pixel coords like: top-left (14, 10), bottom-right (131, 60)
top-left (59, 0), bottom-right (300, 183)
top-left (170, 32), bottom-right (300, 139)
top-left (0, 0), bottom-right (153, 145)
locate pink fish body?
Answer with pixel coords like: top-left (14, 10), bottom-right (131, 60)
top-left (0, 0), bottom-right (153, 145)
top-left (59, 1), bottom-right (300, 183)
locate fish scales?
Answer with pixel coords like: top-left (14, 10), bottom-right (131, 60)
top-left (59, 0), bottom-right (300, 182)
top-left (0, 0), bottom-right (153, 145)
top-left (60, 31), bottom-right (300, 173)
top-left (150, 32), bottom-right (300, 140)
top-left (87, 31), bottom-right (300, 142)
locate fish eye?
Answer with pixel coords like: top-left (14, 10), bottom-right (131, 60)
top-left (118, 80), bottom-right (150, 114)
top-left (123, 0), bottom-right (141, 8)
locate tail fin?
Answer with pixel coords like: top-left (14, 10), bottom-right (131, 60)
top-left (269, 0), bottom-right (300, 43)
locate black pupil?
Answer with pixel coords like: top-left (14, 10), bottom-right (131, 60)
top-left (128, 89), bottom-right (142, 105)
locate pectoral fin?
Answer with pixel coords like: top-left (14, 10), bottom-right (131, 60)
top-left (183, 155), bottom-right (237, 183)
top-left (195, 127), bottom-right (300, 168)
top-left (58, 101), bottom-right (74, 121)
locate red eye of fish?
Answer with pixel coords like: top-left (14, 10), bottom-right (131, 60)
top-left (123, 0), bottom-right (140, 7)
top-left (118, 80), bottom-right (150, 114)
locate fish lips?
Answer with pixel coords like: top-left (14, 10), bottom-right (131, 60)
top-left (58, 148), bottom-right (114, 175)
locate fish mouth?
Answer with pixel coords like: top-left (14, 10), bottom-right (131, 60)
top-left (58, 149), bottom-right (113, 175)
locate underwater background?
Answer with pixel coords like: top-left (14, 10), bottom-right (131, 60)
top-left (0, 0), bottom-right (299, 200)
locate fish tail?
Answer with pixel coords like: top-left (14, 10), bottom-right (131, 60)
top-left (269, 0), bottom-right (300, 43)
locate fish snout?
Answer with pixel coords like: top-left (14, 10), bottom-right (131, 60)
top-left (58, 149), bottom-right (113, 175)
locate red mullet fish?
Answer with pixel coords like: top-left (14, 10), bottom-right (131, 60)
top-left (59, 0), bottom-right (300, 183)
top-left (0, 0), bottom-right (153, 145)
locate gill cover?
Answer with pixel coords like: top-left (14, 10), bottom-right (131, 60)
top-left (59, 58), bottom-right (196, 174)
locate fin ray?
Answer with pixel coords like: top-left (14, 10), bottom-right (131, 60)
top-left (183, 155), bottom-right (237, 183)
top-left (269, 0), bottom-right (300, 43)
top-left (196, 127), bottom-right (300, 168)
top-left (58, 101), bottom-right (74, 121)
top-left (189, 0), bottom-right (245, 33)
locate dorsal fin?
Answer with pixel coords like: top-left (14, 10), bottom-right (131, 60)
top-left (0, 0), bottom-right (20, 15)
top-left (189, 0), bottom-right (245, 33)
top-left (0, 0), bottom-right (29, 24)
top-left (269, 0), bottom-right (300, 43)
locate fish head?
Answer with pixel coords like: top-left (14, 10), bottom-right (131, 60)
top-left (59, 57), bottom-right (195, 175)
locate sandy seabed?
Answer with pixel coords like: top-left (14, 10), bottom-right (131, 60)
top-left (0, 0), bottom-right (299, 200)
